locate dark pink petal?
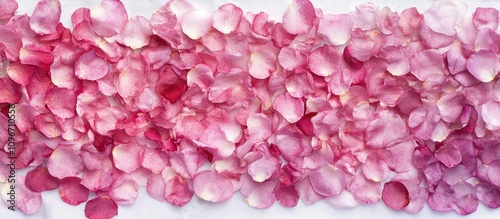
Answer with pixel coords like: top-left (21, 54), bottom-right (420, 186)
top-left (296, 112), bottom-right (316, 136)
top-left (473, 7), bottom-right (499, 30)
top-left (1, 176), bottom-right (42, 214)
top-left (48, 147), bottom-right (84, 179)
top-left (272, 92), bottom-right (304, 123)
top-left (308, 44), bottom-right (341, 77)
top-left (365, 110), bottom-right (407, 149)
top-left (282, 0), bottom-right (316, 34)
top-left (0, 26), bottom-right (22, 61)
top-left (45, 88), bottom-right (76, 119)
top-left (120, 16), bottom-right (152, 49)
top-left (19, 44), bottom-right (54, 72)
top-left (26, 166), bottom-right (60, 192)
top-left (309, 164), bottom-right (346, 196)
top-left (0, 0), bottom-right (17, 21)
top-left (193, 170), bottom-right (234, 202)
top-left (212, 3), bottom-right (242, 34)
top-left (182, 10), bottom-right (212, 40)
top-left (318, 14), bottom-right (352, 45)
top-left (165, 175), bottom-right (194, 207)
top-left (249, 50), bottom-right (276, 79)
top-left (467, 49), bottom-right (499, 83)
top-left (382, 181), bottom-right (410, 210)
top-left (109, 175), bottom-right (139, 205)
top-left (0, 77), bottom-right (21, 104)
top-left (398, 7), bottom-right (423, 35)
top-left (75, 50), bottom-right (109, 81)
top-left (30, 0), bottom-right (61, 34)
top-left (275, 185), bottom-right (299, 207)
top-left (84, 197), bottom-right (118, 219)
top-left (112, 144), bottom-right (142, 173)
top-left (423, 0), bottom-right (460, 36)
top-left (71, 7), bottom-right (90, 27)
top-left (90, 0), bottom-right (128, 37)
top-left (59, 177), bottom-right (89, 206)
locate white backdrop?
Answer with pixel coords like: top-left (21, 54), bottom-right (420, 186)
top-left (2, 0), bottom-right (500, 218)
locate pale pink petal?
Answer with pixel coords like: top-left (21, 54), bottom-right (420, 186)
top-left (19, 45), bottom-right (54, 72)
top-left (81, 159), bottom-right (114, 191)
top-left (182, 10), bottom-right (213, 40)
top-left (382, 46), bottom-right (410, 76)
top-left (410, 49), bottom-right (445, 81)
top-left (326, 191), bottom-right (359, 208)
top-left (428, 182), bottom-right (454, 212)
top-left (278, 46), bottom-right (307, 70)
top-left (187, 64), bottom-right (214, 91)
top-left (249, 50), bottom-right (276, 79)
top-left (482, 100), bottom-right (500, 130)
top-left (309, 164), bottom-right (346, 196)
top-left (350, 3), bottom-right (378, 31)
top-left (146, 174), bottom-right (167, 202)
top-left (112, 144), bottom-right (143, 173)
top-left (436, 92), bottom-right (464, 123)
top-left (419, 23), bottom-right (456, 49)
top-left (47, 147), bottom-right (84, 179)
top-left (75, 50), bottom-right (109, 81)
top-left (308, 44), bottom-right (341, 77)
top-left (199, 124), bottom-right (236, 158)
top-left (272, 92), bottom-right (304, 123)
top-left (348, 174), bottom-right (381, 204)
top-left (2, 176), bottom-right (42, 214)
top-left (140, 148), bottom-right (168, 174)
top-left (365, 110), bottom-right (408, 149)
top-left (50, 60), bottom-right (79, 90)
top-left (120, 16), bottom-right (152, 49)
top-left (14, 103), bottom-right (38, 134)
top-left (109, 175), bottom-right (139, 205)
top-left (382, 181), bottom-right (410, 210)
top-left (473, 7), bottom-right (499, 30)
top-left (84, 197), bottom-right (118, 219)
top-left (26, 166), bottom-right (60, 192)
top-left (212, 3), bottom-right (242, 34)
top-left (247, 113), bottom-right (272, 141)
top-left (297, 176), bottom-right (325, 204)
top-left (90, 0), bottom-right (128, 37)
top-left (240, 174), bottom-right (276, 208)
top-left (424, 0), bottom-right (459, 36)
top-left (467, 49), bottom-right (500, 83)
top-left (398, 7), bottom-right (423, 35)
top-left (435, 144), bottom-right (462, 168)
top-left (34, 113), bottom-right (65, 138)
top-left (362, 154), bottom-right (390, 182)
top-left (30, 0), bottom-right (61, 34)
top-left (318, 14), bottom-right (352, 45)
top-left (282, 0), bottom-right (316, 34)
top-left (376, 7), bottom-right (399, 35)
top-left (59, 177), bottom-right (89, 206)
top-left (487, 160), bottom-right (500, 186)
top-left (45, 88), bottom-right (77, 119)
top-left (117, 67), bottom-right (146, 99)
top-left (193, 170), bottom-right (234, 202)
top-left (0, 0), bottom-right (17, 21)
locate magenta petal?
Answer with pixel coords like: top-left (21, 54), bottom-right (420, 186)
top-left (30, 0), bottom-right (61, 34)
top-left (26, 166), bottom-right (60, 193)
top-left (382, 181), bottom-right (410, 210)
top-left (84, 197), bottom-right (118, 219)
top-left (59, 177), bottom-right (89, 206)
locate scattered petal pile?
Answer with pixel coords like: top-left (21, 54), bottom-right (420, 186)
top-left (1, 0), bottom-right (500, 217)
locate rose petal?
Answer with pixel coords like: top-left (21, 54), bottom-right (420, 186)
top-left (48, 147), bottom-right (84, 179)
top-left (59, 177), bottom-right (89, 206)
top-left (75, 50), bottom-right (109, 81)
top-left (30, 0), bottom-right (61, 34)
top-left (120, 16), bottom-right (152, 49)
top-left (318, 14), bottom-right (352, 45)
top-left (112, 144), bottom-right (143, 173)
top-left (84, 197), bottom-right (118, 219)
top-left (193, 170), bottom-right (234, 202)
top-left (282, 0), bottom-right (316, 34)
top-left (467, 49), bottom-right (500, 83)
top-left (45, 87), bottom-right (77, 119)
top-left (26, 166), bottom-right (60, 193)
top-left (309, 164), bottom-right (346, 196)
top-left (473, 7), bottom-right (499, 30)
top-left (2, 176), bottom-right (42, 214)
top-left (181, 10), bottom-right (213, 40)
top-left (165, 175), bottom-right (194, 207)
top-left (308, 44), bottom-right (341, 77)
top-left (272, 92), bottom-right (304, 123)
top-left (212, 3), bottom-right (242, 34)
top-left (0, 0), bottom-right (17, 21)
top-left (90, 0), bottom-right (128, 37)
top-left (382, 181), bottom-right (410, 210)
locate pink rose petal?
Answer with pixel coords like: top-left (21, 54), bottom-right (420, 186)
top-left (466, 49), bottom-right (500, 83)
top-left (30, 0), bottom-right (61, 35)
top-left (59, 177), bottom-right (89, 206)
top-left (112, 144), bottom-right (143, 173)
top-left (309, 164), bottom-right (346, 196)
top-left (25, 166), bottom-right (60, 193)
top-left (75, 50), bottom-right (109, 81)
top-left (212, 3), bottom-right (242, 34)
top-left (2, 176), bottom-right (42, 214)
top-left (282, 0), bottom-right (316, 34)
top-left (272, 92), bottom-right (304, 123)
top-left (382, 181), bottom-right (410, 210)
top-left (48, 147), bottom-right (84, 179)
top-left (182, 10), bottom-right (213, 40)
top-left (84, 197), bottom-right (118, 219)
top-left (90, 0), bottom-right (128, 37)
top-left (318, 14), bottom-right (352, 45)
top-left (193, 170), bottom-right (234, 202)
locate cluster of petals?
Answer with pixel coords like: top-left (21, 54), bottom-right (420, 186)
top-left (1, 0), bottom-right (500, 217)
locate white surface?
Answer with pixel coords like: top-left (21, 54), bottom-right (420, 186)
top-left (2, 0), bottom-right (500, 218)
